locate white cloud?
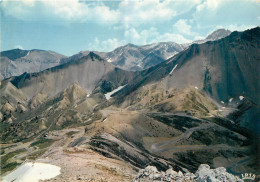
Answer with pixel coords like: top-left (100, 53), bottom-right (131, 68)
top-left (118, 0), bottom-right (177, 27)
top-left (1, 0), bottom-right (120, 24)
top-left (117, 0), bottom-right (204, 28)
top-left (101, 38), bottom-right (125, 51)
top-left (14, 45), bottom-right (24, 50)
top-left (193, 35), bottom-right (205, 41)
top-left (1, 0), bottom-right (202, 27)
top-left (89, 26), bottom-right (192, 52)
top-left (192, 0), bottom-right (260, 37)
top-left (196, 0), bottom-right (257, 12)
top-left (124, 28), bottom-right (141, 42)
top-left (124, 27), bottom-right (159, 45)
top-left (124, 27), bottom-right (191, 46)
top-left (196, 0), bottom-right (224, 12)
top-left (88, 37), bottom-right (125, 52)
top-left (156, 33), bottom-right (191, 44)
top-left (174, 19), bottom-right (193, 36)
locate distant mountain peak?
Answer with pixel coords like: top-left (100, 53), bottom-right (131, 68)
top-left (126, 43), bottom-right (138, 47)
top-left (206, 28), bottom-right (231, 40)
top-left (1, 49), bottom-right (29, 60)
top-left (86, 52), bottom-right (103, 62)
top-left (0, 49), bottom-right (66, 81)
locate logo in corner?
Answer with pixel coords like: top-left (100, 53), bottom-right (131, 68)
top-left (241, 173), bottom-right (256, 181)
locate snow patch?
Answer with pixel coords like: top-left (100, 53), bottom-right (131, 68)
top-left (2, 162), bottom-right (60, 182)
top-left (167, 55), bottom-right (177, 64)
top-left (137, 63), bottom-right (142, 68)
top-left (169, 64), bottom-right (178, 75)
top-left (105, 85), bottom-right (127, 100)
top-left (107, 58), bottom-right (112, 62)
top-left (239, 96), bottom-right (244, 100)
top-left (87, 94), bottom-right (90, 97)
top-left (229, 98), bottom-right (233, 102)
top-left (26, 51), bottom-right (30, 57)
top-left (166, 53), bottom-right (177, 60)
top-left (194, 86), bottom-right (198, 90)
top-left (221, 101), bottom-right (224, 104)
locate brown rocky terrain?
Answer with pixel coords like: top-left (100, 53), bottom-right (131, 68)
top-left (0, 27), bottom-right (259, 181)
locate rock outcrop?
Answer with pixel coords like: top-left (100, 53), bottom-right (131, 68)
top-left (132, 164), bottom-right (242, 182)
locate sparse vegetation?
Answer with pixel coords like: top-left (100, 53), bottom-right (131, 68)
top-left (30, 138), bottom-right (55, 149)
top-left (1, 148), bottom-right (26, 174)
top-left (66, 130), bottom-right (79, 137)
top-left (1, 148), bottom-right (26, 165)
top-left (25, 149), bottom-right (48, 160)
top-left (0, 148), bottom-right (5, 155)
top-left (1, 162), bottom-right (21, 175)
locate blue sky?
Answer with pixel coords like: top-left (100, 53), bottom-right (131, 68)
top-left (1, 0), bottom-right (259, 56)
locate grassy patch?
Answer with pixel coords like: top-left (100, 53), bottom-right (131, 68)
top-left (1, 162), bottom-right (21, 175)
top-left (0, 148), bottom-right (5, 155)
top-left (1, 148), bottom-right (26, 165)
top-left (30, 138), bottom-right (55, 149)
top-left (66, 131), bottom-right (79, 137)
top-left (1, 148), bottom-right (26, 174)
top-left (25, 149), bottom-right (48, 160)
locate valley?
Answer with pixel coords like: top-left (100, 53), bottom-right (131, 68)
top-left (0, 27), bottom-right (259, 181)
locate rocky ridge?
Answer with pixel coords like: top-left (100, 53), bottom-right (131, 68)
top-left (132, 164), bottom-right (242, 182)
top-left (0, 49), bottom-right (66, 80)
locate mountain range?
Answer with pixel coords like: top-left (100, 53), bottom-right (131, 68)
top-left (0, 27), bottom-right (259, 181)
top-left (0, 28), bottom-right (232, 81)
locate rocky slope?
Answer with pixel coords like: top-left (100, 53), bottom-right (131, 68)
top-left (102, 29), bottom-right (231, 71)
top-left (107, 27), bottom-right (259, 176)
top-left (7, 52), bottom-right (134, 99)
top-left (0, 49), bottom-right (66, 81)
top-left (61, 42), bottom-right (184, 72)
top-left (0, 27), bottom-right (259, 181)
top-left (105, 42), bottom-right (185, 71)
top-left (115, 27), bottom-right (259, 131)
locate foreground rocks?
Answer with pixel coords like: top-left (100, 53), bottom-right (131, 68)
top-left (132, 164), bottom-right (242, 182)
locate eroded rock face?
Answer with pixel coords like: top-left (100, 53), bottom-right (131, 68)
top-left (132, 164), bottom-right (242, 182)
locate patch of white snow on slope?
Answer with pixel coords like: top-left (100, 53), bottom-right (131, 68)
top-left (105, 85), bottom-right (127, 100)
top-left (3, 162), bottom-right (61, 182)
top-left (169, 64), bottom-right (178, 75)
top-left (25, 51), bottom-right (30, 57)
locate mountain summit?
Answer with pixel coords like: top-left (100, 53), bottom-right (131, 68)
top-left (206, 29), bottom-right (231, 40)
top-left (0, 49), bottom-right (66, 80)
